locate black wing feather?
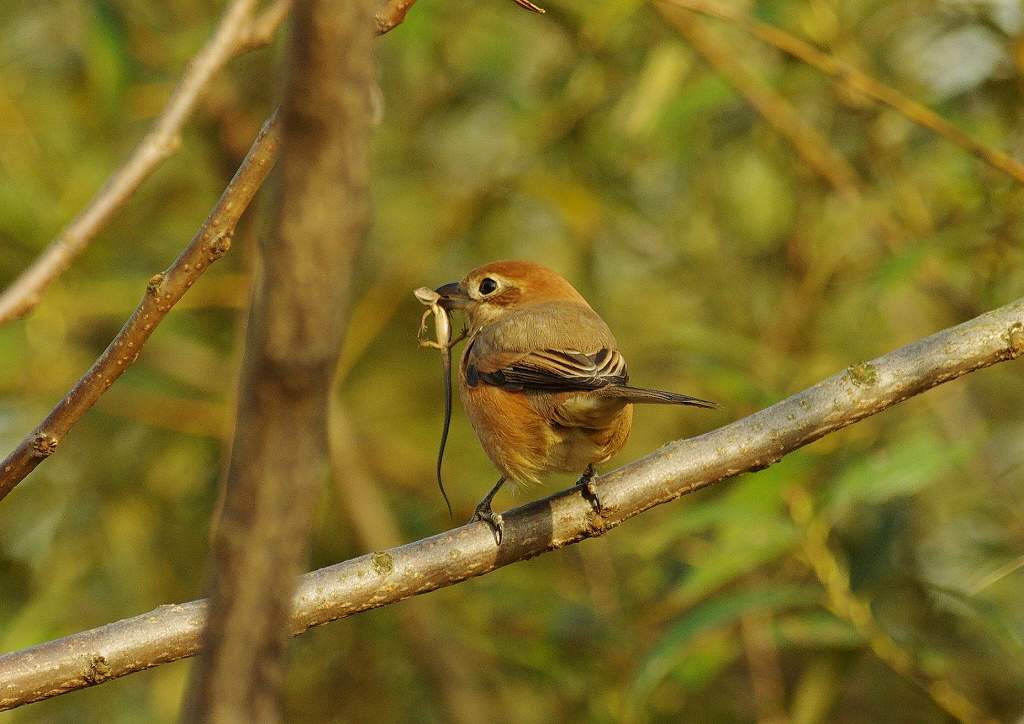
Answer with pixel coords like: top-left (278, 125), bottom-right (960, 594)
top-left (478, 348), bottom-right (628, 392)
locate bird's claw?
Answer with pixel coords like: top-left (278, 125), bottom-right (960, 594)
top-left (470, 504), bottom-right (505, 545)
top-left (575, 466), bottom-right (603, 514)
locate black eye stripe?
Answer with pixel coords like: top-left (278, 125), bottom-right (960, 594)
top-left (478, 277), bottom-right (498, 295)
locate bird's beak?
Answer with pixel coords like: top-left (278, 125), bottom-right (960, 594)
top-left (435, 281), bottom-right (470, 310)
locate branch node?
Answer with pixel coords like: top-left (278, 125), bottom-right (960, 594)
top-left (146, 273), bottom-right (166, 296)
top-left (206, 231), bottom-right (234, 261)
top-left (30, 432), bottom-right (58, 458)
top-left (81, 654), bottom-right (112, 685)
top-left (846, 361), bottom-right (878, 387)
top-left (163, 134), bottom-right (183, 157)
top-left (1002, 322), bottom-right (1024, 357)
top-left (371, 551), bottom-right (394, 576)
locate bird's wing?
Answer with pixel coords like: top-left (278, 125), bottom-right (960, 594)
top-left (468, 346), bottom-right (629, 392)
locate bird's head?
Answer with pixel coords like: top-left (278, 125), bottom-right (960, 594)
top-left (435, 260), bottom-right (589, 332)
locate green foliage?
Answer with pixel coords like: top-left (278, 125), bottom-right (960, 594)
top-left (1, 0), bottom-right (1023, 721)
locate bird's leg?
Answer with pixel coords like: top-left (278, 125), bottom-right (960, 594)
top-left (470, 476), bottom-right (507, 544)
top-left (575, 464), bottom-right (602, 513)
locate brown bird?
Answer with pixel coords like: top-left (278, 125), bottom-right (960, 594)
top-left (434, 260), bottom-right (714, 542)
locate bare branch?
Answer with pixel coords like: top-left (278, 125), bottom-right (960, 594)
top-left (2, 295), bottom-right (1021, 711)
top-left (657, 0), bottom-right (1024, 185)
top-left (0, 114), bottom-right (281, 503)
top-left (180, 0), bottom-right (376, 719)
top-left (0, 0), bottom-right (288, 325)
top-left (239, 0), bottom-right (294, 52)
top-left (0, 0), bottom-right (444, 502)
top-left (0, 0), bottom-right (445, 324)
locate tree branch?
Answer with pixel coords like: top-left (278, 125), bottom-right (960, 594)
top-left (2, 294), bottom-right (1021, 711)
top-left (657, 0), bottom-right (1024, 185)
top-left (0, 0), bottom-right (442, 325)
top-left (0, 0), bottom-right (287, 325)
top-left (239, 0), bottom-right (294, 52)
top-left (0, 114), bottom-right (281, 503)
top-left (0, 0), bottom-right (438, 504)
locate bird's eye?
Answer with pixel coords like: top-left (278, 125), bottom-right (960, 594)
top-left (478, 277), bottom-right (498, 295)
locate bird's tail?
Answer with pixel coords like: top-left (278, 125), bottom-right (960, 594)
top-left (602, 384), bottom-right (716, 409)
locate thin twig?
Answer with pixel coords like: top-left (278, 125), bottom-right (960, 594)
top-left (657, 0), bottom-right (1024, 184)
top-left (0, 114), bottom-right (281, 502)
top-left (0, 0), bottom-right (285, 325)
top-left (657, 5), bottom-right (861, 198)
top-left (657, 5), bottom-right (916, 258)
top-left (0, 0), bottom-right (440, 501)
top-left (0, 0), bottom-right (443, 324)
top-left (2, 295), bottom-right (1021, 711)
top-left (239, 0), bottom-right (294, 52)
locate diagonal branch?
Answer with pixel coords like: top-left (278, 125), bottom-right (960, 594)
top-left (0, 0), bottom-right (285, 325)
top-left (657, 0), bottom-right (1024, 185)
top-left (656, 4), bottom-right (861, 198)
top-left (1, 294), bottom-right (1020, 711)
top-left (0, 0), bottom-right (445, 325)
top-left (0, 114), bottom-right (281, 502)
top-left (0, 0), bottom-right (441, 503)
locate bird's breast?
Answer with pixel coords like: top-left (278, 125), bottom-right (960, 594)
top-left (458, 368), bottom-right (633, 483)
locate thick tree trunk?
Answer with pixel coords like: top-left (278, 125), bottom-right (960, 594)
top-left (181, 1), bottom-right (375, 721)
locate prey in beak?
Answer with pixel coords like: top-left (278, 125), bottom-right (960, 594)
top-left (413, 286), bottom-right (469, 519)
top-left (434, 282), bottom-right (471, 310)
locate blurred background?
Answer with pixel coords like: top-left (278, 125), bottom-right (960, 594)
top-left (1, 0), bottom-right (1023, 721)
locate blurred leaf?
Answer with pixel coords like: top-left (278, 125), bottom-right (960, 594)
top-left (629, 585), bottom-right (819, 706)
top-left (927, 585), bottom-right (1024, 654)
top-left (774, 610), bottom-right (861, 649)
top-left (669, 516), bottom-right (800, 607)
top-left (638, 461), bottom-right (807, 555)
top-left (824, 428), bottom-right (978, 520)
top-left (85, 3), bottom-right (130, 117)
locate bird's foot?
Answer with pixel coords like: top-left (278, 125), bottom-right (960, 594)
top-left (469, 502), bottom-right (505, 545)
top-left (575, 464), bottom-right (602, 513)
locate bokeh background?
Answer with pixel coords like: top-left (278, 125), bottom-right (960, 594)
top-left (2, 0), bottom-right (1023, 721)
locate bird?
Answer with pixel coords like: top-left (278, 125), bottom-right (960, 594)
top-left (433, 260), bottom-right (714, 542)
